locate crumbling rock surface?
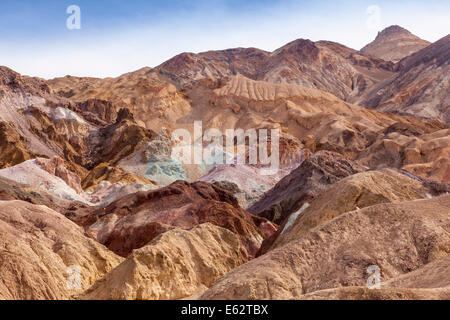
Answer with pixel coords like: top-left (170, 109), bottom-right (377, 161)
top-left (0, 121), bottom-right (34, 168)
top-left (200, 195), bottom-right (450, 300)
top-left (82, 180), bottom-right (277, 257)
top-left (300, 254), bottom-right (450, 300)
top-left (80, 223), bottom-right (250, 300)
top-left (0, 200), bottom-right (123, 300)
top-left (361, 34), bottom-right (449, 122)
top-left (270, 168), bottom-right (449, 252)
top-left (248, 151), bottom-right (366, 224)
top-left (82, 162), bottom-right (156, 191)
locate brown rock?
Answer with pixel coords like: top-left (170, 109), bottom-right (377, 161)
top-left (80, 223), bottom-right (249, 300)
top-left (0, 121), bottom-right (34, 168)
top-left (272, 168), bottom-right (448, 251)
top-left (36, 157), bottom-right (84, 194)
top-left (82, 163), bottom-right (156, 191)
top-left (248, 151), bottom-right (366, 225)
top-left (0, 175), bottom-right (78, 213)
top-left (83, 180), bottom-right (276, 257)
top-left (200, 195), bottom-right (450, 300)
top-left (361, 34), bottom-right (449, 122)
top-left (72, 99), bottom-right (118, 125)
top-left (301, 254), bottom-right (450, 300)
top-left (361, 25), bottom-right (430, 63)
top-left (48, 68), bottom-right (192, 132)
top-left (0, 200), bottom-right (123, 300)
top-left (358, 128), bottom-right (450, 183)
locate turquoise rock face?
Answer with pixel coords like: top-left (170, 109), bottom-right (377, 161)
top-left (145, 156), bottom-right (187, 185)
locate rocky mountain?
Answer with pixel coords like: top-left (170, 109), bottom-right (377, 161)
top-left (154, 39), bottom-right (396, 102)
top-left (47, 70), bottom-right (449, 186)
top-left (80, 223), bottom-right (250, 300)
top-left (0, 24), bottom-right (448, 301)
top-left (360, 34), bottom-right (450, 123)
top-left (200, 195), bottom-right (450, 299)
top-left (48, 68), bottom-right (191, 132)
top-left (248, 151), bottom-right (366, 225)
top-left (50, 39), bottom-right (397, 106)
top-left (0, 201), bottom-right (122, 299)
top-left (361, 25), bottom-right (430, 62)
top-left (271, 169), bottom-right (450, 251)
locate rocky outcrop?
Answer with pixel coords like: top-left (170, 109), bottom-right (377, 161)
top-left (198, 135), bottom-right (307, 208)
top-left (199, 164), bottom-right (288, 209)
top-left (361, 25), bottom-right (430, 62)
top-left (82, 180), bottom-right (277, 257)
top-left (0, 66), bottom-right (53, 99)
top-left (248, 151), bottom-right (366, 224)
top-left (117, 129), bottom-right (188, 186)
top-left (0, 121), bottom-right (34, 168)
top-left (88, 108), bottom-right (157, 168)
top-left (0, 176), bottom-right (77, 214)
top-left (0, 200), bottom-right (123, 300)
top-left (0, 159), bottom-right (91, 204)
top-left (0, 158), bottom-right (158, 206)
top-left (361, 34), bottom-right (449, 122)
top-left (35, 157), bottom-right (84, 194)
top-left (48, 68), bottom-right (192, 132)
top-left (200, 195), bottom-right (450, 300)
top-left (82, 163), bottom-right (156, 191)
top-left (357, 127), bottom-right (450, 183)
top-left (271, 169), bottom-right (449, 251)
top-left (301, 254), bottom-right (450, 300)
top-left (72, 99), bottom-right (118, 125)
top-left (88, 181), bottom-right (157, 207)
top-left (80, 223), bottom-right (249, 300)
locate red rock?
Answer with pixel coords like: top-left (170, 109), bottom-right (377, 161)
top-left (83, 180), bottom-right (277, 257)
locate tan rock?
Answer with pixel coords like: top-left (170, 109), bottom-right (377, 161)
top-left (0, 200), bottom-right (123, 300)
top-left (272, 169), bottom-right (441, 250)
top-left (404, 148), bottom-right (422, 164)
top-left (48, 68), bottom-right (191, 132)
top-left (0, 121), bottom-right (34, 169)
top-left (80, 223), bottom-right (249, 300)
top-left (383, 254), bottom-right (450, 290)
top-left (298, 287), bottom-right (450, 300)
top-left (300, 254), bottom-right (450, 300)
top-left (81, 162), bottom-right (156, 191)
top-left (361, 25), bottom-right (430, 63)
top-left (200, 195), bottom-right (450, 300)
top-left (358, 128), bottom-right (450, 183)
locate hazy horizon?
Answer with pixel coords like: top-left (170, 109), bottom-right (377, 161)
top-left (1, 0), bottom-right (449, 79)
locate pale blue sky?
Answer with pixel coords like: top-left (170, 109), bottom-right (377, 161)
top-left (0, 0), bottom-right (448, 78)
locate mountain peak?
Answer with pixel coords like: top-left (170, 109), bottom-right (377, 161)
top-left (377, 25), bottom-right (411, 38)
top-left (361, 25), bottom-right (430, 62)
